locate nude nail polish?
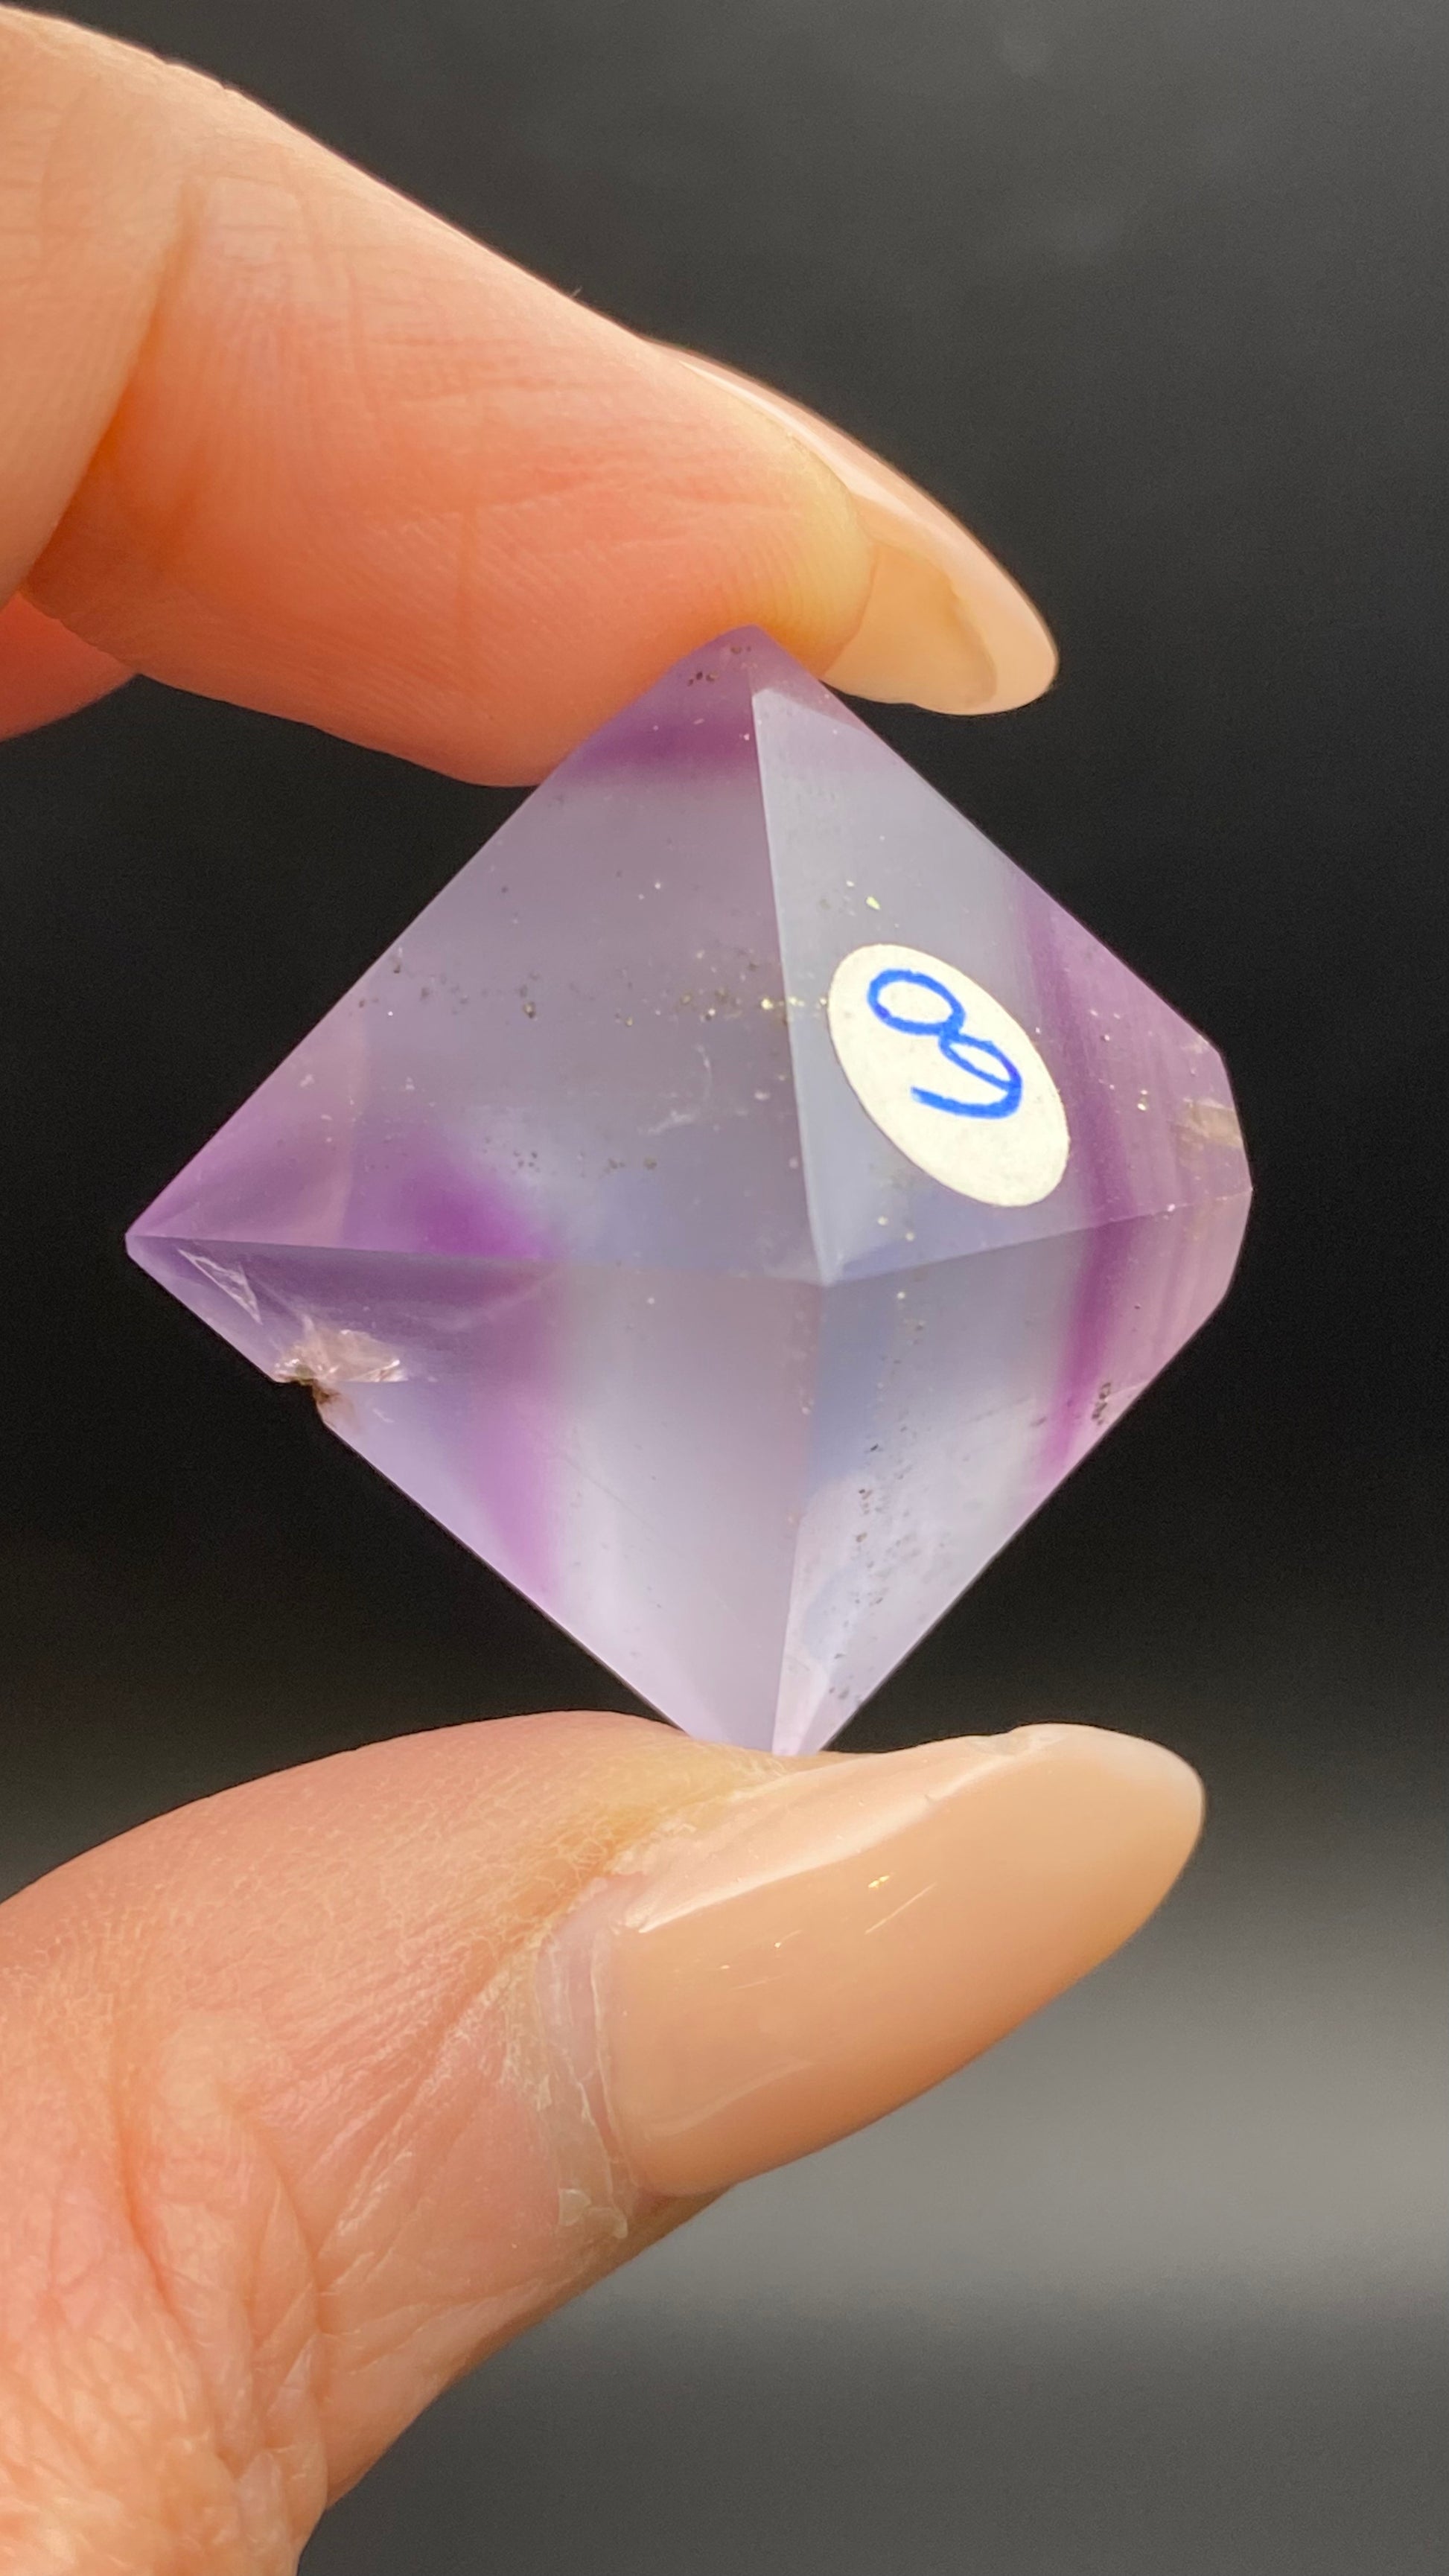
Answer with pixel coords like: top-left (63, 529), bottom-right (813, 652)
top-left (581, 1726), bottom-right (1202, 2197)
top-left (671, 350), bottom-right (1058, 716)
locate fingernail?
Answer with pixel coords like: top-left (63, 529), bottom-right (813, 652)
top-left (672, 350), bottom-right (1058, 715)
top-left (563, 1725), bottom-right (1201, 2197)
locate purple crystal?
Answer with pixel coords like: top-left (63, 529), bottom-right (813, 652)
top-left (129, 630), bottom-right (1251, 1753)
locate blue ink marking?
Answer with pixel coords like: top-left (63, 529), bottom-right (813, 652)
top-left (865, 968), bottom-right (1023, 1120)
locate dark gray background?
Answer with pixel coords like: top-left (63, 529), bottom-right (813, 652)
top-left (2, 4), bottom-right (1445, 2570)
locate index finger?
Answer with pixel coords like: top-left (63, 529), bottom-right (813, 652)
top-left (0, 9), bottom-right (1054, 780)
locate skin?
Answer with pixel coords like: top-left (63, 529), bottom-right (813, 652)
top-left (1, 16), bottom-right (1203, 2572)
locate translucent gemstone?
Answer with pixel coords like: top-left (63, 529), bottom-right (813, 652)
top-left (128, 629), bottom-right (1251, 1753)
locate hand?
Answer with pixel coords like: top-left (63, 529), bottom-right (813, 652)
top-left (0, 15), bottom-right (1201, 2572)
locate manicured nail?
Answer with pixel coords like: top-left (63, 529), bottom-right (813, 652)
top-left (672, 349), bottom-right (1058, 716)
top-left (568, 1725), bottom-right (1201, 2198)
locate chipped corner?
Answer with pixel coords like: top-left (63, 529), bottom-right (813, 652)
top-left (271, 1322), bottom-right (407, 1417)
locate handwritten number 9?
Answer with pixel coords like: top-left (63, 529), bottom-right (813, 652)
top-left (865, 968), bottom-right (1024, 1120)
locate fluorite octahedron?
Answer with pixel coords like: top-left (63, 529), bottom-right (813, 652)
top-left (129, 629), bottom-right (1251, 1754)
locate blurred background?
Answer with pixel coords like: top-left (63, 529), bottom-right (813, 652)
top-left (2, 4), bottom-right (1446, 2569)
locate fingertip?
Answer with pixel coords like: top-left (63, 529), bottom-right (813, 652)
top-left (1005, 1719), bottom-right (1206, 1860)
top-left (669, 348), bottom-right (1059, 717)
top-left (3, 3), bottom-right (1045, 781)
top-left (579, 1722), bottom-right (1203, 2196)
top-left (0, 593), bottom-right (132, 740)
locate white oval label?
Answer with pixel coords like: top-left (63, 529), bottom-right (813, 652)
top-left (826, 943), bottom-right (1069, 1207)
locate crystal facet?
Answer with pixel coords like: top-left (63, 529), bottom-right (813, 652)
top-left (129, 630), bottom-right (1251, 1753)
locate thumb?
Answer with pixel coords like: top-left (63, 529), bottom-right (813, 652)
top-left (0, 9), bottom-right (1054, 777)
top-left (0, 1711), bottom-right (1200, 2572)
